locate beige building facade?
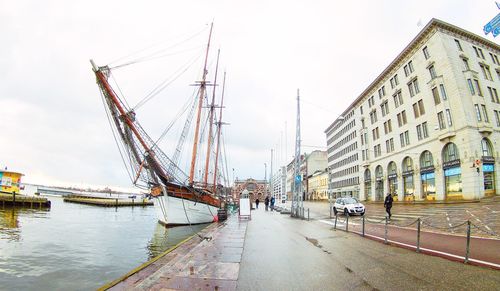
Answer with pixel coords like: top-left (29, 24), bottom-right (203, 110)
top-left (307, 170), bottom-right (329, 200)
top-left (325, 19), bottom-right (500, 202)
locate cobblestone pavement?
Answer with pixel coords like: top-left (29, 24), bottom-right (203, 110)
top-left (282, 196), bottom-right (500, 238)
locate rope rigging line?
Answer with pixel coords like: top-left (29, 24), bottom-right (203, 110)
top-left (132, 51), bottom-right (204, 111)
top-left (108, 25), bottom-right (209, 67)
top-left (151, 87), bottom-right (199, 150)
top-left (98, 89), bottom-right (135, 183)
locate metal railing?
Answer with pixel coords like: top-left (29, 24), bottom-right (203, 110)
top-left (329, 212), bottom-right (500, 264)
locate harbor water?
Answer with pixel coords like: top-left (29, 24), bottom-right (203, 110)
top-left (0, 196), bottom-right (208, 290)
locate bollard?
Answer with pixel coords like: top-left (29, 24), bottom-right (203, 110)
top-left (346, 214), bottom-right (349, 232)
top-left (334, 213), bottom-right (338, 230)
top-left (362, 215), bottom-right (365, 237)
top-left (384, 217), bottom-right (388, 244)
top-left (307, 208), bottom-right (310, 221)
top-left (330, 205), bottom-right (332, 219)
top-left (416, 218), bottom-right (421, 253)
top-left (465, 220), bottom-right (471, 263)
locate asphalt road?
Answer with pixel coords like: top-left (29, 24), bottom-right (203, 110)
top-left (237, 207), bottom-right (500, 291)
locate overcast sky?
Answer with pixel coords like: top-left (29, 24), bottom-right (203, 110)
top-left (1, 0), bottom-right (498, 190)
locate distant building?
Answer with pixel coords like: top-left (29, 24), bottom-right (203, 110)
top-left (232, 178), bottom-right (268, 204)
top-left (325, 18), bottom-right (500, 202)
top-left (271, 166), bottom-right (287, 204)
top-left (284, 150), bottom-right (328, 201)
top-left (308, 170), bottom-right (329, 200)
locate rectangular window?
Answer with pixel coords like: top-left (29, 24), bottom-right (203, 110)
top-left (400, 133), bottom-right (405, 147)
top-left (393, 91), bottom-right (403, 108)
top-left (462, 58), bottom-right (470, 70)
top-left (429, 65), bottom-right (437, 79)
top-left (482, 105), bottom-right (489, 123)
top-left (378, 86), bottom-right (385, 99)
top-left (408, 78), bottom-right (420, 97)
top-left (490, 53), bottom-right (497, 64)
top-left (397, 113), bottom-right (402, 127)
top-left (390, 138), bottom-right (394, 152)
top-left (360, 105), bottom-right (363, 114)
top-left (495, 110), bottom-right (500, 127)
top-left (480, 63), bottom-right (493, 81)
top-left (413, 103), bottom-right (419, 118)
top-left (432, 87), bottom-right (440, 105)
top-left (423, 46), bottom-right (430, 59)
top-left (390, 77), bottom-right (395, 89)
top-left (402, 110), bottom-right (407, 125)
top-left (386, 140), bottom-right (390, 153)
top-left (409, 61), bottom-right (414, 73)
top-left (474, 79), bottom-right (483, 96)
top-left (473, 46), bottom-right (480, 58)
top-left (394, 74), bottom-right (399, 86)
top-left (478, 48), bottom-right (485, 59)
top-left (439, 84), bottom-right (447, 100)
top-left (404, 130), bottom-right (410, 145)
top-left (422, 122), bottom-right (429, 138)
top-left (493, 88), bottom-right (499, 103)
top-left (387, 119), bottom-right (392, 132)
top-left (455, 39), bottom-right (463, 51)
top-left (438, 111), bottom-right (446, 129)
top-left (467, 79), bottom-right (475, 95)
top-left (445, 109), bottom-right (453, 126)
top-left (418, 99), bottom-right (425, 115)
top-left (475, 104), bottom-right (482, 121)
top-left (416, 124), bottom-right (423, 140)
top-left (404, 65), bottom-right (409, 77)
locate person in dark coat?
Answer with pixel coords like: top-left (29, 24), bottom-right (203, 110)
top-left (270, 196), bottom-right (275, 211)
top-left (384, 193), bottom-right (393, 219)
top-left (255, 198), bottom-right (260, 209)
top-left (265, 196), bottom-right (270, 211)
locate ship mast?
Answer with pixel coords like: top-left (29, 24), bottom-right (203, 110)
top-left (90, 60), bottom-right (168, 183)
top-left (203, 49), bottom-right (220, 188)
top-left (189, 23), bottom-right (213, 185)
top-left (212, 71), bottom-right (226, 193)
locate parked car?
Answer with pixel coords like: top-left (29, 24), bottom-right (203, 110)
top-left (333, 197), bottom-right (365, 216)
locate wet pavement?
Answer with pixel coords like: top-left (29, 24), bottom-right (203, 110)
top-left (106, 203), bottom-right (500, 290)
top-left (237, 206), bottom-right (500, 291)
top-left (291, 197), bottom-right (500, 238)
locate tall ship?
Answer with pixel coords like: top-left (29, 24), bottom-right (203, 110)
top-left (90, 24), bottom-right (229, 226)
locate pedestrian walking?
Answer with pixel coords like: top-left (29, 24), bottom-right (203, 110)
top-left (255, 198), bottom-right (260, 209)
top-left (270, 196), bottom-right (275, 211)
top-left (265, 195), bottom-right (270, 211)
top-left (384, 193), bottom-right (393, 219)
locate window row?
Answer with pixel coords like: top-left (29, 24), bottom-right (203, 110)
top-left (331, 153), bottom-right (359, 169)
top-left (329, 130), bottom-right (357, 153)
top-left (327, 119), bottom-right (356, 145)
top-left (332, 177), bottom-right (360, 189)
top-left (329, 142), bottom-right (359, 162)
top-left (332, 165), bottom-right (360, 179)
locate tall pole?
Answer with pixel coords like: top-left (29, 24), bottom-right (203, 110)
top-left (212, 70), bottom-right (226, 193)
top-left (204, 49), bottom-right (220, 187)
top-left (189, 23), bottom-right (213, 185)
top-left (292, 89), bottom-right (301, 216)
top-left (270, 149), bottom-right (274, 200)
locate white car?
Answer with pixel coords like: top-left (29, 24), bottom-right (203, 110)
top-left (333, 197), bottom-right (365, 216)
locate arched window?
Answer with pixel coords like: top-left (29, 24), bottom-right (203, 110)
top-left (388, 162), bottom-right (397, 175)
top-left (402, 157), bottom-right (414, 172)
top-left (375, 165), bottom-right (383, 178)
top-left (364, 169), bottom-right (371, 181)
top-left (442, 143), bottom-right (459, 163)
top-left (481, 138), bottom-right (493, 157)
top-left (420, 151), bottom-right (434, 168)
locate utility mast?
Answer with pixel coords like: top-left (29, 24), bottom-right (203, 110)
top-left (292, 89), bottom-right (302, 217)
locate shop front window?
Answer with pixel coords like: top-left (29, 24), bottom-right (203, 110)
top-left (375, 166), bottom-right (384, 201)
top-left (481, 138), bottom-right (495, 195)
top-left (364, 169), bottom-right (372, 200)
top-left (388, 162), bottom-right (398, 196)
top-left (402, 157), bottom-right (414, 196)
top-left (420, 151), bottom-right (435, 198)
top-left (442, 143), bottom-right (462, 196)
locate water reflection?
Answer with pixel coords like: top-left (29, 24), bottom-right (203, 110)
top-left (147, 223), bottom-right (210, 259)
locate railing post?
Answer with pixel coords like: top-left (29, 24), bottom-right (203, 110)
top-left (330, 204), bottom-right (332, 219)
top-left (362, 215), bottom-right (365, 237)
top-left (346, 214), bottom-right (349, 232)
top-left (384, 217), bottom-right (388, 244)
top-left (334, 213), bottom-right (338, 230)
top-left (307, 208), bottom-right (310, 221)
top-left (465, 220), bottom-right (471, 263)
top-left (416, 218), bottom-right (421, 253)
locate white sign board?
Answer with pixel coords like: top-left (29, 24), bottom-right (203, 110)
top-left (239, 189), bottom-right (251, 216)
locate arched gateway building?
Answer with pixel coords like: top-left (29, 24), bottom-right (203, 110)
top-left (325, 18), bottom-right (500, 202)
top-left (232, 179), bottom-right (268, 205)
